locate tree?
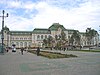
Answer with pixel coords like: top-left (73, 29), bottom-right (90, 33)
top-left (70, 30), bottom-right (80, 46)
top-left (85, 28), bottom-right (98, 46)
top-left (43, 36), bottom-right (54, 49)
top-left (61, 30), bottom-right (66, 41)
top-left (47, 35), bottom-right (54, 49)
top-left (54, 30), bottom-right (67, 50)
top-left (69, 36), bottom-right (74, 45)
top-left (43, 39), bottom-right (48, 47)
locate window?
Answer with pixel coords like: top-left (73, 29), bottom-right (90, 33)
top-left (20, 38), bottom-right (23, 40)
top-left (45, 35), bottom-right (47, 39)
top-left (24, 42), bottom-right (27, 47)
top-left (16, 42), bottom-right (19, 46)
top-left (20, 42), bottom-right (23, 47)
top-left (28, 38), bottom-right (31, 40)
top-left (24, 38), bottom-right (27, 40)
top-left (41, 35), bottom-right (43, 39)
top-left (37, 35), bottom-right (40, 40)
top-left (16, 38), bottom-right (19, 40)
top-left (29, 42), bottom-right (31, 46)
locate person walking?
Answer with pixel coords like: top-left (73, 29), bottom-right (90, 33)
top-left (21, 47), bottom-right (24, 55)
top-left (37, 47), bottom-right (40, 56)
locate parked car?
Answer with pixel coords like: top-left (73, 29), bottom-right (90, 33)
top-left (12, 48), bottom-right (16, 52)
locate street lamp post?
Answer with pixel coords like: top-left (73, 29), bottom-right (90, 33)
top-left (0, 10), bottom-right (8, 54)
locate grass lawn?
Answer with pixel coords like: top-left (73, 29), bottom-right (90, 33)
top-left (28, 50), bottom-right (77, 59)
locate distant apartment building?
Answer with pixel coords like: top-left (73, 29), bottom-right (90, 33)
top-left (0, 23), bottom-right (99, 48)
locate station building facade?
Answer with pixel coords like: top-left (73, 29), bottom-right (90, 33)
top-left (0, 23), bottom-right (99, 48)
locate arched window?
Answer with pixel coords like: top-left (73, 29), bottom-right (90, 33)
top-left (20, 42), bottom-right (23, 47)
top-left (45, 35), bottom-right (47, 39)
top-left (16, 42), bottom-right (19, 47)
top-left (24, 42), bottom-right (27, 47)
top-left (28, 42), bottom-right (31, 47)
top-left (37, 35), bottom-right (40, 40)
top-left (41, 35), bottom-right (43, 39)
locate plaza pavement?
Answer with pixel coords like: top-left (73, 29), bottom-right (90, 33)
top-left (0, 49), bottom-right (100, 75)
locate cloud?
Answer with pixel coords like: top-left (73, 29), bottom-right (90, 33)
top-left (4, 14), bottom-right (34, 31)
top-left (24, 1), bottom-right (35, 10)
top-left (32, 0), bottom-right (100, 32)
top-left (6, 0), bottom-right (22, 8)
top-left (0, 0), bottom-right (100, 33)
top-left (5, 0), bottom-right (36, 11)
top-left (46, 0), bottom-right (88, 9)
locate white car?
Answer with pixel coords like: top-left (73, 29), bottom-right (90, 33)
top-left (12, 48), bottom-right (16, 52)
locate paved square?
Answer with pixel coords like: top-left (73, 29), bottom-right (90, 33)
top-left (0, 50), bottom-right (100, 75)
top-left (20, 61), bottom-right (69, 72)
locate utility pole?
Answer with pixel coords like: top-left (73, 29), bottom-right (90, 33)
top-left (0, 10), bottom-right (8, 54)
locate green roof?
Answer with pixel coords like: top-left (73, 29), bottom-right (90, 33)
top-left (33, 28), bottom-right (51, 34)
top-left (79, 32), bottom-right (86, 36)
top-left (66, 29), bottom-right (74, 31)
top-left (11, 31), bottom-right (32, 33)
top-left (49, 23), bottom-right (66, 31)
top-left (67, 29), bottom-right (79, 34)
top-left (10, 31), bottom-right (32, 35)
top-left (80, 32), bottom-right (85, 34)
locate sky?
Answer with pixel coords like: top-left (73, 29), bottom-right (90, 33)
top-left (0, 0), bottom-right (100, 33)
